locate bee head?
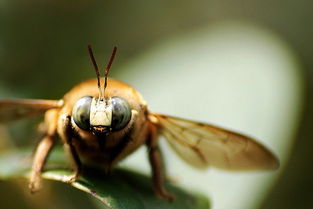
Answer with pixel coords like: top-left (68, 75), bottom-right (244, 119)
top-left (71, 45), bottom-right (131, 135)
top-left (72, 96), bottom-right (131, 135)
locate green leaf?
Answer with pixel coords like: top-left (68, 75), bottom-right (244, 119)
top-left (0, 148), bottom-right (210, 209)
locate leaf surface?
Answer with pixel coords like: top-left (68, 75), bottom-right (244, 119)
top-left (0, 148), bottom-right (210, 209)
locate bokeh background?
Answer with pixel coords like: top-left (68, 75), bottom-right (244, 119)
top-left (0, 1), bottom-right (312, 209)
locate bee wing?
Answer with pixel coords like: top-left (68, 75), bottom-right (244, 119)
top-left (0, 99), bottom-right (62, 123)
top-left (151, 113), bottom-right (279, 171)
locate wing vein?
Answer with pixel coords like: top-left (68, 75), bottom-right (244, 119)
top-left (158, 117), bottom-right (208, 164)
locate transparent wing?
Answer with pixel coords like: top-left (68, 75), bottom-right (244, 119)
top-left (0, 99), bottom-right (62, 123)
top-left (151, 113), bottom-right (279, 171)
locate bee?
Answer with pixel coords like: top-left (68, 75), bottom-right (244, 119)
top-left (0, 45), bottom-right (279, 201)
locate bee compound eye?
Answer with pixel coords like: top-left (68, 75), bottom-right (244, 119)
top-left (111, 97), bottom-right (132, 131)
top-left (72, 96), bottom-right (92, 130)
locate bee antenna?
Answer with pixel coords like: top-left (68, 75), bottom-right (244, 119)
top-left (103, 46), bottom-right (117, 95)
top-left (87, 44), bottom-right (103, 99)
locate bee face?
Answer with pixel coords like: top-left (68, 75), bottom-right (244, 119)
top-left (72, 96), bottom-right (132, 135)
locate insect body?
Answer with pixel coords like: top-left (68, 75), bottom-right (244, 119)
top-left (0, 46), bottom-right (279, 201)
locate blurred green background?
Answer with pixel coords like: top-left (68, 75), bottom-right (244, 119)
top-left (0, 1), bottom-right (312, 209)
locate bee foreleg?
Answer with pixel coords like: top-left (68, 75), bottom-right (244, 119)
top-left (29, 109), bottom-right (58, 193)
top-left (146, 123), bottom-right (174, 201)
top-left (29, 135), bottom-right (55, 193)
top-left (59, 114), bottom-right (82, 184)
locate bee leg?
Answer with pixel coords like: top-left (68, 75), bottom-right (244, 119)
top-left (29, 135), bottom-right (55, 193)
top-left (59, 114), bottom-right (82, 184)
top-left (29, 109), bottom-right (58, 193)
top-left (146, 123), bottom-right (174, 201)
